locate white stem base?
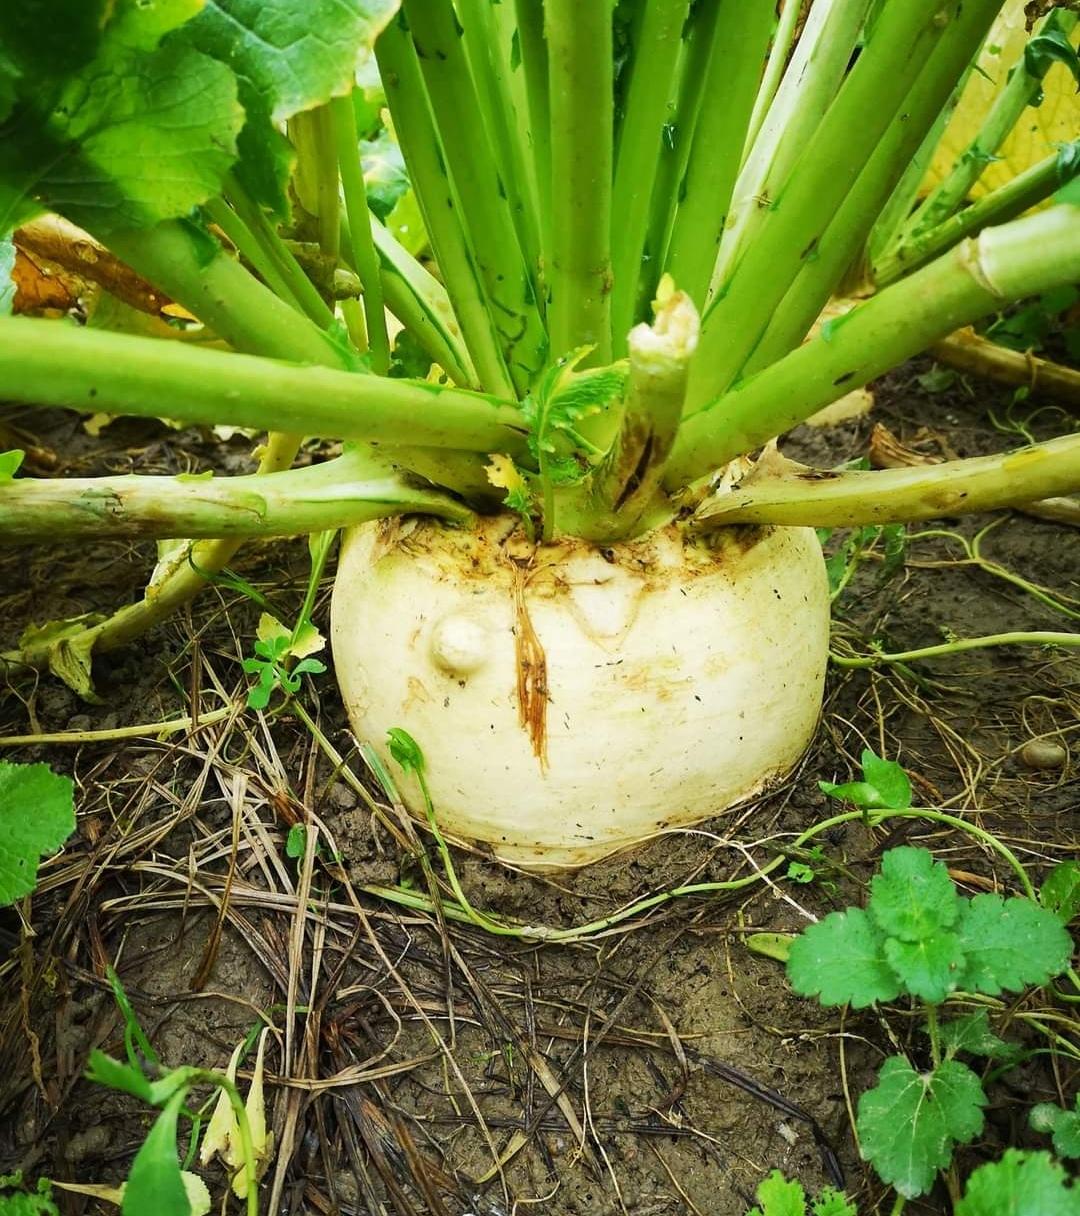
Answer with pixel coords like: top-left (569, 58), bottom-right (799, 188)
top-left (331, 515), bottom-right (830, 870)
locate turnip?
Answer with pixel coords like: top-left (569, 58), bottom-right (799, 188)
top-left (1, 0), bottom-right (1079, 867)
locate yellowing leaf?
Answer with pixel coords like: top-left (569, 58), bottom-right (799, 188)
top-left (486, 454), bottom-right (527, 496)
top-left (289, 620), bottom-right (325, 660)
top-left (255, 613), bottom-right (291, 647)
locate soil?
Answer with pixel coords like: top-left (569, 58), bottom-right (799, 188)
top-left (0, 359), bottom-right (1077, 1216)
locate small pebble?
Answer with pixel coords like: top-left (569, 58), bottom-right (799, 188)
top-left (1018, 739), bottom-right (1067, 771)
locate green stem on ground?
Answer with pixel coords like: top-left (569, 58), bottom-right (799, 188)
top-left (609, 0), bottom-right (693, 344)
top-left (0, 450), bottom-right (473, 542)
top-left (900, 9), bottom-right (1079, 241)
top-left (688, 0), bottom-right (1003, 410)
top-left (402, 0), bottom-right (547, 396)
top-left (741, 0), bottom-right (802, 163)
top-left (377, 14), bottom-right (514, 398)
top-left (546, 0), bottom-right (615, 365)
top-left (875, 141), bottom-right (1080, 286)
top-left (666, 203), bottom-right (1080, 485)
top-left (832, 632), bottom-right (1080, 670)
top-left (663, 0), bottom-right (773, 313)
top-left (745, 0), bottom-right (1005, 376)
top-left (331, 95), bottom-right (390, 374)
top-left (689, 433), bottom-right (1080, 529)
top-left (0, 318), bottom-right (527, 457)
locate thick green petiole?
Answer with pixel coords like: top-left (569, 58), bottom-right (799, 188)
top-left (0, 319), bottom-right (528, 457)
top-left (667, 204), bottom-right (1080, 485)
top-left (331, 95), bottom-right (390, 374)
top-left (546, 0), bottom-right (615, 364)
top-left (0, 450), bottom-right (473, 542)
top-left (402, 0), bottom-right (547, 395)
top-left (609, 0), bottom-right (693, 345)
top-left (691, 434), bottom-right (1080, 530)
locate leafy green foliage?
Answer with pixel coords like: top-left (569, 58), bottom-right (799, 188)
top-left (1031, 1096), bottom-right (1080, 1159)
top-left (938, 1010), bottom-right (1019, 1063)
top-left (954, 893), bottom-right (1073, 996)
top-left (387, 726), bottom-right (424, 776)
top-left (0, 0), bottom-right (243, 233)
top-left (361, 128), bottom-right (409, 221)
top-left (745, 1170), bottom-right (855, 1216)
top-left (0, 1174), bottom-right (59, 1216)
top-left (242, 612), bottom-right (326, 710)
top-left (1042, 860), bottom-right (1080, 924)
top-left (956, 1150), bottom-right (1080, 1216)
top-left (0, 761), bottom-right (75, 906)
top-left (822, 523), bottom-right (906, 600)
top-left (857, 1056), bottom-right (986, 1198)
top-left (819, 748), bottom-right (912, 811)
top-left (787, 907), bottom-right (901, 1009)
top-left (870, 846), bottom-right (959, 941)
top-left (522, 348), bottom-right (627, 488)
top-left (0, 450), bottom-right (24, 481)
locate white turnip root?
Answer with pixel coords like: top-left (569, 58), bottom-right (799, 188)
top-left (332, 514), bottom-right (829, 870)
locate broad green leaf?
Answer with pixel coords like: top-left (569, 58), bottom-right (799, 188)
top-left (939, 1010), bottom-right (1017, 1061)
top-left (362, 128), bottom-right (409, 221)
top-left (860, 750), bottom-right (913, 809)
top-left (0, 233), bottom-right (14, 315)
top-left (884, 931), bottom-right (965, 1004)
top-left (747, 1170), bottom-right (806, 1216)
top-left (787, 908), bottom-right (901, 1009)
top-left (954, 894), bottom-right (1073, 995)
top-left (179, 0), bottom-right (401, 216)
top-left (1042, 860), bottom-right (1080, 924)
top-left (811, 1193), bottom-right (856, 1216)
top-left (857, 1056), bottom-right (985, 1198)
top-left (0, 450), bottom-right (24, 481)
top-left (0, 761), bottom-right (75, 906)
top-left (1030, 1097), bottom-right (1080, 1159)
top-left (869, 847), bottom-right (960, 943)
top-left (956, 1150), bottom-right (1080, 1216)
top-left (121, 1089), bottom-right (191, 1216)
top-left (0, 1), bottom-right (243, 234)
top-left (285, 824), bottom-right (307, 859)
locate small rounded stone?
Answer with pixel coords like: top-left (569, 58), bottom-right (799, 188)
top-left (1018, 739), bottom-right (1067, 771)
top-left (429, 613), bottom-right (491, 677)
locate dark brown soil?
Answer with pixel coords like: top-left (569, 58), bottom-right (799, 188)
top-left (0, 359), bottom-right (1077, 1216)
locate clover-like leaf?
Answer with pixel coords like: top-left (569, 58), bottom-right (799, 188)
top-left (0, 761), bottom-right (75, 906)
top-left (787, 908), bottom-right (901, 1009)
top-left (956, 1149), bottom-right (1080, 1216)
top-left (857, 1056), bottom-right (985, 1198)
top-left (869, 847), bottom-right (960, 943)
top-left (884, 931), bottom-right (965, 1004)
top-left (954, 893), bottom-right (1073, 995)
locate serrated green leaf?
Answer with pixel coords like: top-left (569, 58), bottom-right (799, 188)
top-left (787, 908), bottom-right (901, 1009)
top-left (0, 1), bottom-right (243, 234)
top-left (121, 1088), bottom-right (191, 1216)
top-left (857, 1056), bottom-right (985, 1198)
top-left (884, 931), bottom-right (965, 1004)
top-left (811, 1192), bottom-right (856, 1216)
top-left (0, 761), bottom-right (75, 906)
top-left (1030, 1098), bottom-right (1080, 1159)
top-left (0, 1176), bottom-right (60, 1216)
top-left (869, 847), bottom-right (960, 943)
top-left (956, 1149), bottom-right (1080, 1216)
top-left (939, 1010), bottom-right (1017, 1061)
top-left (179, 0), bottom-right (400, 217)
top-left (748, 1170), bottom-right (806, 1216)
top-left (1042, 861), bottom-right (1080, 924)
top-left (954, 894), bottom-right (1073, 995)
